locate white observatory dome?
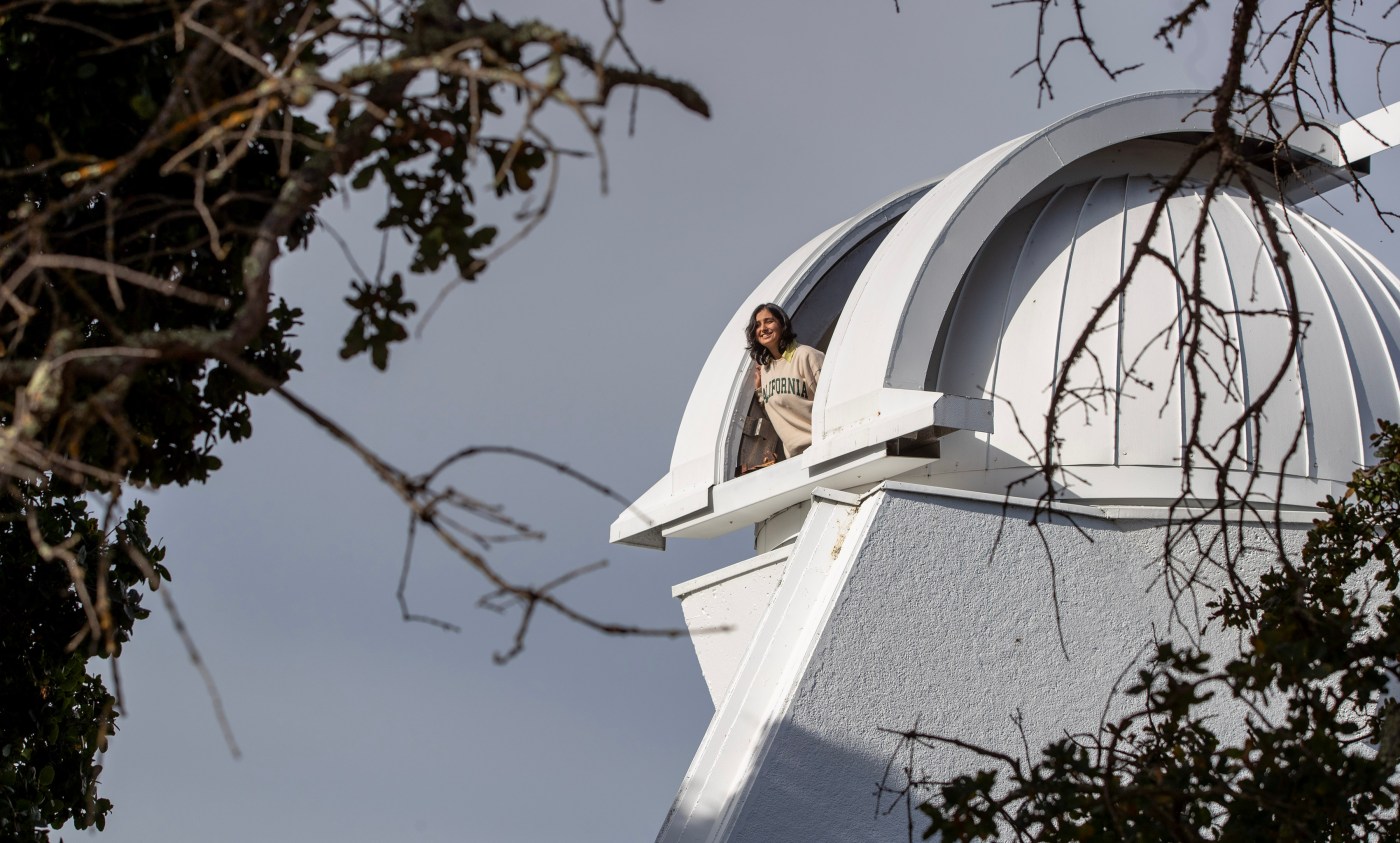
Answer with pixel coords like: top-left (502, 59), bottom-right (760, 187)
top-left (613, 91), bottom-right (1400, 548)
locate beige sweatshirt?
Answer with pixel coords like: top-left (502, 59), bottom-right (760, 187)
top-left (758, 344), bottom-right (824, 457)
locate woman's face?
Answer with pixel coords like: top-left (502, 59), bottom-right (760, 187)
top-left (754, 308), bottom-right (783, 355)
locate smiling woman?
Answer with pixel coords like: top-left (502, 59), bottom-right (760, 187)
top-left (745, 303), bottom-right (824, 461)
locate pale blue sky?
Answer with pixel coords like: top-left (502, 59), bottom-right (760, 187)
top-left (91, 2), bottom-right (1400, 841)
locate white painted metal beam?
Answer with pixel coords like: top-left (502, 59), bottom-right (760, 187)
top-left (1339, 103), bottom-right (1400, 162)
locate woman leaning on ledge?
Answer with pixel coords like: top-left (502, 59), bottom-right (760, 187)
top-left (748, 302), bottom-right (824, 459)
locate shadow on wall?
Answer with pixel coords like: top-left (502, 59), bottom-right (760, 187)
top-left (729, 721), bottom-right (913, 843)
top-left (662, 720), bottom-right (905, 843)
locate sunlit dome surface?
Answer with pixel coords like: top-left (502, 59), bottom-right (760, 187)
top-left (613, 91), bottom-right (1400, 547)
top-left (927, 176), bottom-right (1400, 504)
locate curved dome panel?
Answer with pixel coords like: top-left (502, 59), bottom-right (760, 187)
top-left (924, 176), bottom-right (1400, 504)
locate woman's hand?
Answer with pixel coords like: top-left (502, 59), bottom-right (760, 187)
top-left (753, 366), bottom-right (762, 396)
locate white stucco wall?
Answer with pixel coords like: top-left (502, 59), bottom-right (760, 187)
top-left (663, 484), bottom-right (1311, 842)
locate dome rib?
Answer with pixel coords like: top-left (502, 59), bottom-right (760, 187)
top-left (1117, 177), bottom-right (1185, 468)
top-left (1293, 213), bottom-right (1400, 452)
top-left (1200, 191), bottom-right (1258, 470)
top-left (1112, 176), bottom-right (1130, 468)
top-left (1329, 226), bottom-right (1400, 429)
top-left (1211, 193), bottom-right (1295, 474)
top-left (1055, 176), bottom-right (1132, 469)
top-left (1276, 206), bottom-right (1365, 478)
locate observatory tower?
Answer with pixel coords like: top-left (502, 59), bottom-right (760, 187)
top-left (611, 92), bottom-right (1400, 842)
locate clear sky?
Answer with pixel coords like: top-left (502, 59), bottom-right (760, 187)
top-left (90, 2), bottom-right (1400, 841)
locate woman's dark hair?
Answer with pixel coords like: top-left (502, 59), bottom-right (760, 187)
top-left (746, 302), bottom-right (798, 366)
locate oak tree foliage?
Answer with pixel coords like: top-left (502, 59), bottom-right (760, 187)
top-left (0, 0), bottom-right (705, 837)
